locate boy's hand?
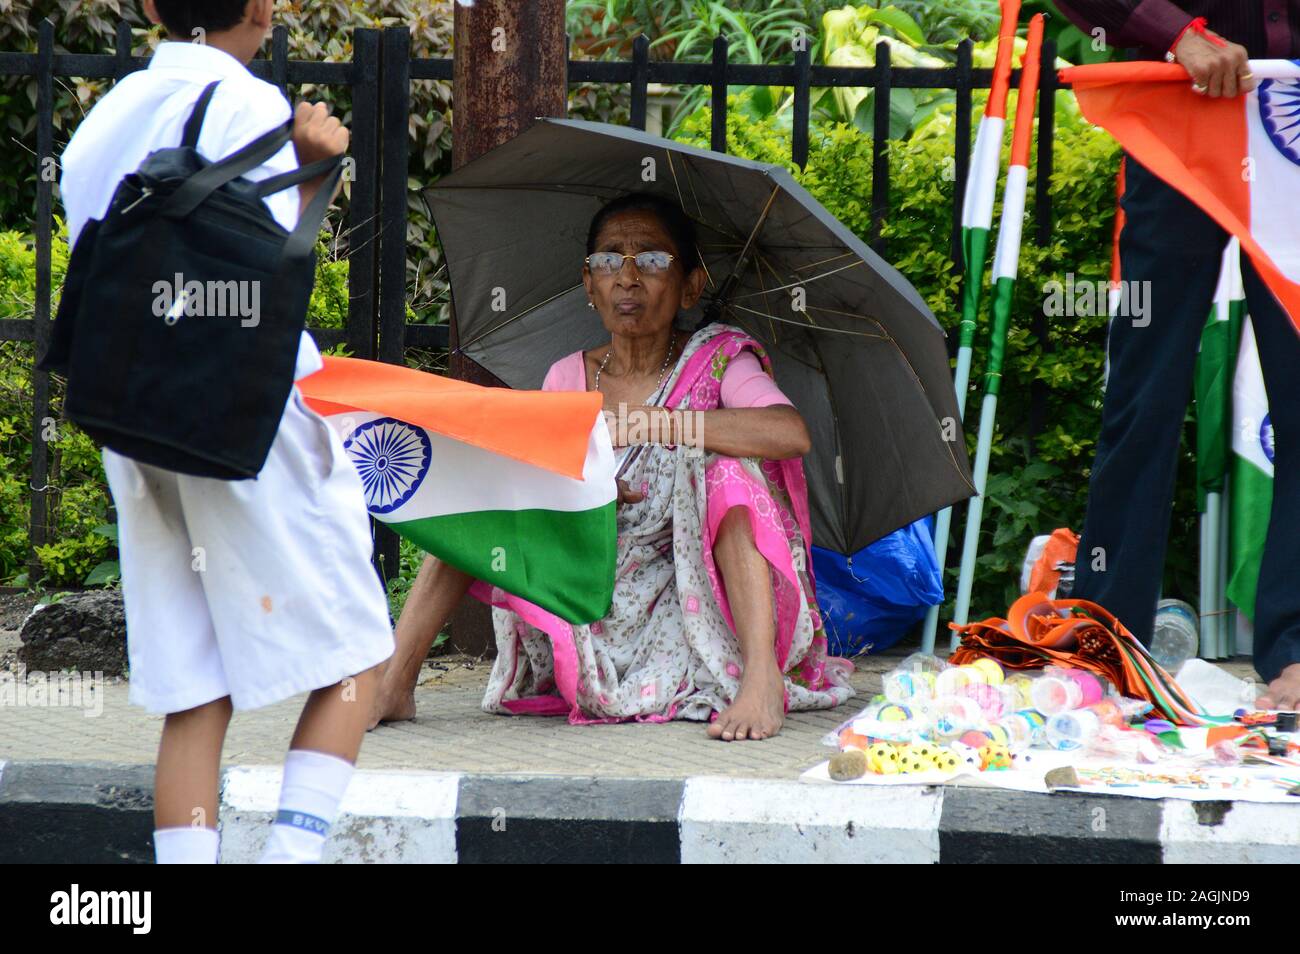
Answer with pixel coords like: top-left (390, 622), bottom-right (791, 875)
top-left (292, 101), bottom-right (348, 207)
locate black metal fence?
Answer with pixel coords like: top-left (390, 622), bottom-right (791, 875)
top-left (1, 20), bottom-right (1064, 584)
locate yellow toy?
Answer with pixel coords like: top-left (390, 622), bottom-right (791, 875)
top-left (932, 748), bottom-right (961, 772)
top-left (866, 742), bottom-right (900, 775)
top-left (978, 742), bottom-right (1013, 771)
top-left (896, 745), bottom-right (929, 774)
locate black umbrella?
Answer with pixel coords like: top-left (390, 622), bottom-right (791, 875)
top-left (424, 118), bottom-right (973, 554)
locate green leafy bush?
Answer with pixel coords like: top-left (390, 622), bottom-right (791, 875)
top-left (0, 225), bottom-right (115, 587)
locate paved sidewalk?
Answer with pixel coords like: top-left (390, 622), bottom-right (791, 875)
top-left (0, 635), bottom-right (1263, 777)
top-left (0, 646), bottom-right (901, 777)
top-left (4, 626), bottom-right (1285, 864)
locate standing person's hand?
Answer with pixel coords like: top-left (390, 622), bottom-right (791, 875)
top-left (292, 101), bottom-right (349, 208)
top-left (1174, 28), bottom-right (1255, 98)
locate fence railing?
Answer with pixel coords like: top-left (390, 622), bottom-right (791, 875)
top-left (1, 20), bottom-right (1066, 585)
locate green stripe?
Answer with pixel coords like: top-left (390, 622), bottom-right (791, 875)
top-left (985, 276), bottom-right (1016, 397)
top-left (1194, 299), bottom-right (1244, 509)
top-left (959, 225), bottom-right (991, 350)
top-left (1226, 456), bottom-right (1272, 622)
top-left (389, 503), bottom-right (617, 625)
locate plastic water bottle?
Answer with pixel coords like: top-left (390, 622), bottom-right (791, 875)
top-left (1150, 599), bottom-right (1199, 672)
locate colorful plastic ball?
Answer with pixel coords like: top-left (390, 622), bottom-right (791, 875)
top-left (978, 742), bottom-right (1013, 771)
top-left (1005, 674), bottom-right (1036, 708)
top-left (867, 742), bottom-right (900, 775)
top-left (969, 658), bottom-right (1005, 686)
top-left (985, 725), bottom-right (1011, 747)
top-left (876, 703), bottom-right (912, 723)
top-left (932, 749), bottom-right (961, 772)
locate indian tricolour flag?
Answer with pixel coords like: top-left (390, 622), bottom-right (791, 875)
top-left (297, 356), bottom-right (617, 624)
top-left (1061, 60), bottom-right (1300, 335)
top-left (1227, 315), bottom-right (1274, 623)
top-left (949, 13), bottom-right (1045, 634)
top-left (955, 0), bottom-right (1020, 410)
top-left (925, 0), bottom-right (1020, 648)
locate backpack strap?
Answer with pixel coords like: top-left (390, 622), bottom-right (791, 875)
top-left (252, 156), bottom-right (342, 198)
top-left (181, 81), bottom-right (222, 149)
top-left (162, 116), bottom-right (295, 220)
top-left (279, 155), bottom-right (346, 264)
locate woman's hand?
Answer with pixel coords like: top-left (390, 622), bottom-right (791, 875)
top-left (616, 479), bottom-right (644, 506)
top-left (605, 404), bottom-right (811, 460)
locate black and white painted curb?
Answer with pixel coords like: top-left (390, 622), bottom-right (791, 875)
top-left (1, 759), bottom-right (1297, 863)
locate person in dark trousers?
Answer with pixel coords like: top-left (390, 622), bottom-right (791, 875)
top-left (1053, 0), bottom-right (1300, 709)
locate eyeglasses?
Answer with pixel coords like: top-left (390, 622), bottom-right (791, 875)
top-left (585, 251), bottom-right (675, 276)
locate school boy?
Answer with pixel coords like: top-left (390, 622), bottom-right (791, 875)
top-left (58, 0), bottom-right (394, 863)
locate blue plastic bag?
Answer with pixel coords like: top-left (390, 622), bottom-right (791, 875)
top-left (812, 516), bottom-right (943, 657)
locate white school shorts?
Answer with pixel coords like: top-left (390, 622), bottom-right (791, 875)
top-left (102, 385), bottom-right (395, 714)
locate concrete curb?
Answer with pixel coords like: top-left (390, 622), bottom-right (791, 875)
top-left (1, 759), bottom-right (1297, 863)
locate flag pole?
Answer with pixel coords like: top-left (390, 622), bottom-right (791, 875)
top-left (921, 0), bottom-right (1021, 654)
top-left (1216, 478), bottom-right (1227, 657)
top-left (950, 13), bottom-right (1046, 648)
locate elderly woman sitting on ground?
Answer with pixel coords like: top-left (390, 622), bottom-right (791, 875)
top-left (370, 192), bottom-right (854, 740)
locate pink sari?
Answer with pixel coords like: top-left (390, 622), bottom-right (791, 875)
top-left (474, 324), bottom-right (855, 724)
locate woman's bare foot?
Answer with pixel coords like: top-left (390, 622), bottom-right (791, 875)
top-left (366, 665), bottom-right (417, 731)
top-left (707, 663), bottom-right (785, 741)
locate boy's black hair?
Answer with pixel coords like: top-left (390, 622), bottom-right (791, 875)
top-left (153, 0), bottom-right (250, 37)
top-left (586, 192), bottom-right (703, 274)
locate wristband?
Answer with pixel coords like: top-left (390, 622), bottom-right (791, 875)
top-left (1166, 16), bottom-right (1227, 62)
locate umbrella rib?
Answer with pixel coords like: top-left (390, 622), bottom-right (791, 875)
top-left (727, 259), bottom-right (866, 300)
top-left (749, 248), bottom-right (783, 344)
top-left (794, 251), bottom-right (860, 271)
top-left (801, 302), bottom-right (889, 332)
top-left (454, 281), bottom-right (585, 353)
top-left (702, 184), bottom-right (782, 324)
top-left (663, 149), bottom-right (711, 291)
top-left (725, 302), bottom-right (888, 339)
top-left (665, 148), bottom-right (706, 227)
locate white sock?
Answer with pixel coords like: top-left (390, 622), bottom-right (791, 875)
top-left (154, 827), bottom-right (220, 864)
top-left (258, 749), bottom-right (354, 864)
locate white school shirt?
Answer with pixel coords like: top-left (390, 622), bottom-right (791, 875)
top-left (60, 40), bottom-right (323, 381)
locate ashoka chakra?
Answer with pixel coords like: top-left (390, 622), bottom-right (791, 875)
top-left (343, 417), bottom-right (432, 515)
top-left (1259, 75), bottom-right (1300, 167)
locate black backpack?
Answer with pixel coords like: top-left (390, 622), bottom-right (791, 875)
top-left (39, 80), bottom-right (343, 479)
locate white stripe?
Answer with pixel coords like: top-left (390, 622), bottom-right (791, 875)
top-left (990, 164), bottom-right (1028, 282)
top-left (1212, 237), bottom-right (1243, 317)
top-left (1243, 59), bottom-right (1300, 80)
top-left (1247, 85), bottom-right (1300, 287)
top-left (679, 777), bottom-right (942, 863)
top-left (1161, 800), bottom-right (1300, 863)
top-left (961, 116), bottom-right (1005, 231)
top-left (1231, 319), bottom-right (1274, 477)
top-left (219, 766), bottom-right (462, 864)
top-left (323, 411), bottom-right (616, 520)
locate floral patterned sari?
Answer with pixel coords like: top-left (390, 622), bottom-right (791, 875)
top-left (473, 323), bottom-right (855, 724)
